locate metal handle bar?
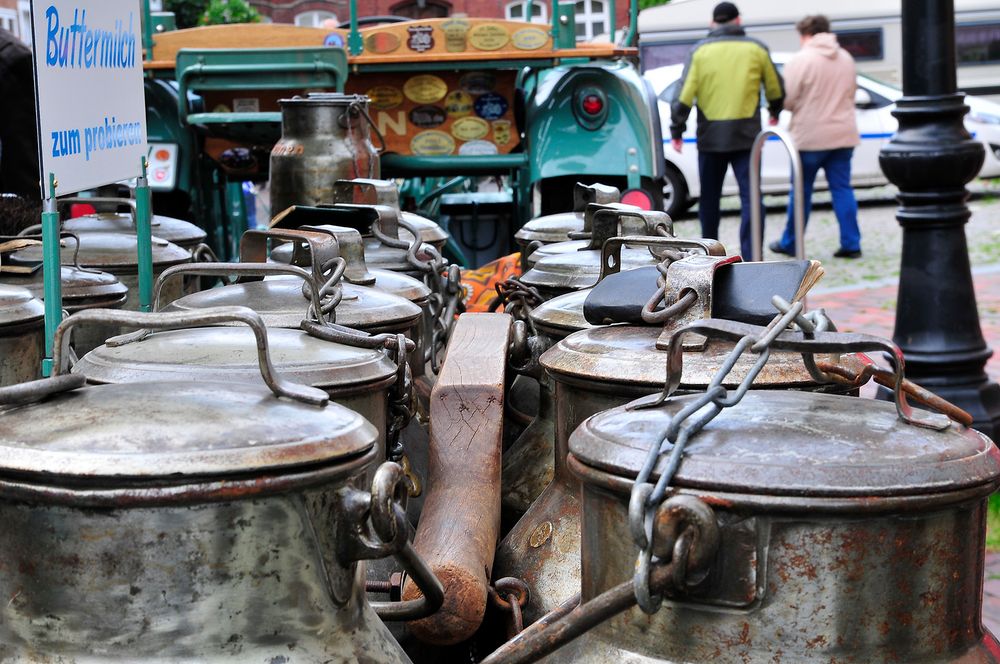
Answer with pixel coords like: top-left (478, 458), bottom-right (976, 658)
top-left (749, 127), bottom-right (804, 262)
top-left (51, 306), bottom-right (329, 406)
top-left (599, 235), bottom-right (726, 282)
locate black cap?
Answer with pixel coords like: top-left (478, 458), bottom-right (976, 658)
top-left (712, 1), bottom-right (739, 23)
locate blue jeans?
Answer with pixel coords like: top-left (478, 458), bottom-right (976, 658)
top-left (698, 150), bottom-right (765, 259)
top-left (777, 147), bottom-right (861, 253)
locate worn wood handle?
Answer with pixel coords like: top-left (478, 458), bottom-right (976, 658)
top-left (403, 312), bottom-right (512, 645)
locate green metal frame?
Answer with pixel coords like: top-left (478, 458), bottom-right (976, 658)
top-left (174, 47), bottom-right (348, 126)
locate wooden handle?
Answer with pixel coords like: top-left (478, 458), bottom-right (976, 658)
top-left (402, 312), bottom-right (512, 645)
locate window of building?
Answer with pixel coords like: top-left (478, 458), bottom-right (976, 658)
top-left (295, 10), bottom-right (337, 28)
top-left (505, 0), bottom-right (547, 24)
top-left (17, 1), bottom-right (31, 45)
top-left (640, 40), bottom-right (698, 71)
top-left (390, 0), bottom-right (450, 20)
top-left (0, 8), bottom-right (17, 37)
top-left (956, 21), bottom-right (1000, 65)
top-left (573, 0), bottom-right (609, 41)
top-left (834, 28), bottom-right (883, 61)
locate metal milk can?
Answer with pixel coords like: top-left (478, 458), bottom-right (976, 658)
top-left (494, 252), bottom-right (864, 627)
top-left (72, 307), bottom-right (407, 464)
top-left (269, 94), bottom-right (381, 216)
top-left (519, 208), bottom-right (671, 300)
top-left (329, 178), bottom-right (449, 254)
top-left (161, 227), bottom-right (424, 375)
top-left (515, 182), bottom-right (621, 271)
top-left (0, 284), bottom-right (43, 386)
top-left (0, 309), bottom-right (444, 663)
top-left (547, 319), bottom-right (1000, 663)
top-left (9, 231), bottom-right (191, 309)
top-left (52, 196), bottom-right (211, 256)
top-left (521, 201), bottom-right (640, 271)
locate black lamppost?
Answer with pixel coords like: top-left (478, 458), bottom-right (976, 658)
top-left (878, 0), bottom-right (1000, 438)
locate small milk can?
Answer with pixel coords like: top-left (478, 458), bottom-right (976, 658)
top-left (494, 252), bottom-right (864, 626)
top-left (269, 94), bottom-right (381, 216)
top-left (0, 284), bottom-right (43, 386)
top-left (515, 182), bottom-right (621, 271)
top-left (519, 208), bottom-right (670, 300)
top-left (0, 307), bottom-right (444, 663)
top-left (549, 321), bottom-right (1000, 663)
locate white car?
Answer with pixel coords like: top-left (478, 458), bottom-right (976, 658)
top-left (645, 55), bottom-right (1000, 217)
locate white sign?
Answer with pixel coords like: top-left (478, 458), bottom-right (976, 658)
top-left (30, 0), bottom-right (147, 198)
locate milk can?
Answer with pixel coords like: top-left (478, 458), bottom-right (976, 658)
top-left (519, 208), bottom-right (671, 300)
top-left (52, 196), bottom-right (211, 256)
top-left (521, 201), bottom-right (641, 271)
top-left (493, 250), bottom-right (864, 626)
top-left (160, 227), bottom-right (424, 376)
top-left (509, 316), bottom-right (1000, 663)
top-left (329, 178), bottom-right (449, 254)
top-left (0, 308), bottom-right (443, 663)
top-left (514, 182), bottom-right (621, 271)
top-left (0, 284), bottom-right (43, 386)
top-left (269, 94), bottom-right (381, 216)
top-left (72, 307), bottom-right (406, 463)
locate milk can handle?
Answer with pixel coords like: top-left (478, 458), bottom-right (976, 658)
top-left (573, 182), bottom-right (620, 211)
top-left (51, 306), bottom-right (329, 406)
top-left (598, 235), bottom-right (727, 282)
top-left (150, 262), bottom-right (332, 321)
top-left (584, 208), bottom-right (671, 250)
top-left (657, 306), bottom-right (965, 431)
top-left (331, 178), bottom-right (400, 207)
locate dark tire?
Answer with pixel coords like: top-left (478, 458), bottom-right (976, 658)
top-left (662, 163), bottom-right (690, 219)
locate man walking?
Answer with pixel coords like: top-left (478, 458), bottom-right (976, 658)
top-left (769, 15), bottom-right (862, 259)
top-left (670, 2), bottom-right (784, 259)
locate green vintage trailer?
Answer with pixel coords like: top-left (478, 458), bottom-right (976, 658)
top-left (140, 0), bottom-right (663, 264)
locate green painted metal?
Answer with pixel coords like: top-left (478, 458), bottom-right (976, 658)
top-left (348, 0), bottom-right (364, 56)
top-left (623, 0), bottom-right (638, 46)
top-left (609, 0), bottom-right (615, 42)
top-left (225, 180), bottom-right (248, 260)
top-left (625, 145), bottom-right (640, 189)
top-left (551, 0), bottom-right (560, 44)
top-left (135, 158), bottom-right (155, 313)
top-left (521, 60), bottom-right (658, 187)
top-left (381, 153), bottom-right (528, 176)
top-left (142, 0), bottom-right (155, 61)
top-left (555, 3), bottom-right (576, 49)
top-left (175, 48), bottom-right (348, 126)
top-left (41, 174), bottom-right (61, 377)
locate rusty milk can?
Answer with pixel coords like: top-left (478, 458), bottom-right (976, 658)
top-left (0, 307), bottom-right (444, 663)
top-left (515, 182), bottom-right (621, 271)
top-left (494, 251), bottom-right (864, 626)
top-left (544, 318), bottom-right (1000, 663)
top-left (269, 94), bottom-right (381, 216)
top-left (0, 284), bottom-right (43, 386)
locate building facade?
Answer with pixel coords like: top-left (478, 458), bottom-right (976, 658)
top-left (0, 0), bottom-right (31, 44)
top-left (249, 0), bottom-right (630, 42)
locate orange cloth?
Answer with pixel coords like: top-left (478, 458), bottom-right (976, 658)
top-left (461, 252), bottom-right (522, 312)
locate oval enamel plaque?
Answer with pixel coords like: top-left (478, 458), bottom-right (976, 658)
top-left (469, 24), bottom-right (510, 51)
top-left (411, 130), bottom-right (456, 156)
top-left (452, 117), bottom-right (490, 141)
top-left (403, 75), bottom-right (448, 104)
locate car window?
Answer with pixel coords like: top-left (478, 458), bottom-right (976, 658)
top-left (658, 79), bottom-right (681, 103)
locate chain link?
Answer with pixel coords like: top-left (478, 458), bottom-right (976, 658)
top-left (490, 277), bottom-right (543, 324)
top-left (489, 577), bottom-right (530, 639)
top-left (627, 298), bottom-right (816, 613)
top-left (640, 249), bottom-right (709, 325)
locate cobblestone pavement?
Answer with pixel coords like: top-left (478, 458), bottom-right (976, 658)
top-left (677, 181), bottom-right (1000, 634)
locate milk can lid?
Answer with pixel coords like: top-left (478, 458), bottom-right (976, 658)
top-left (74, 326), bottom-right (396, 391)
top-left (0, 283), bottom-right (44, 327)
top-left (541, 325), bottom-right (842, 389)
top-left (165, 280), bottom-right (421, 330)
top-left (11, 232), bottom-right (190, 269)
top-left (64, 212), bottom-right (207, 246)
top-left (529, 288), bottom-right (594, 337)
top-left (521, 246), bottom-right (661, 292)
top-left (571, 390), bottom-right (1000, 497)
top-left (3, 266), bottom-right (127, 304)
top-left (515, 211), bottom-right (584, 244)
top-left (0, 381), bottom-right (376, 480)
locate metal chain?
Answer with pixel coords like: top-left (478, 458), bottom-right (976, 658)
top-left (489, 577), bottom-right (530, 639)
top-left (640, 249), bottom-right (707, 325)
top-left (490, 277), bottom-right (543, 324)
top-left (627, 298), bottom-right (816, 613)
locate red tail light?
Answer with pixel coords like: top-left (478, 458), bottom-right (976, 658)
top-left (621, 188), bottom-right (654, 211)
top-left (582, 94), bottom-right (604, 116)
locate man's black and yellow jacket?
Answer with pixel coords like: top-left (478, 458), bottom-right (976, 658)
top-left (670, 24), bottom-right (784, 153)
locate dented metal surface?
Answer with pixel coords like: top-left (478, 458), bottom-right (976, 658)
top-left (0, 285), bottom-right (44, 387)
top-left (547, 391), bottom-right (1000, 662)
